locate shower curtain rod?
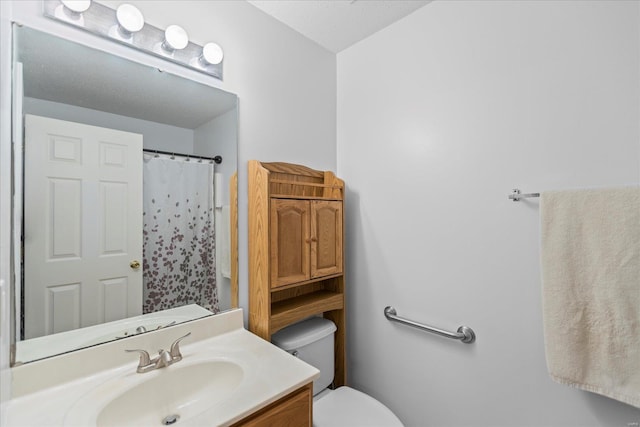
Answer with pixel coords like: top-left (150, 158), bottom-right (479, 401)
top-left (143, 149), bottom-right (222, 164)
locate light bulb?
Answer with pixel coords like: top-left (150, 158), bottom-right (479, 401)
top-left (201, 43), bottom-right (224, 65)
top-left (116, 4), bottom-right (144, 35)
top-left (163, 25), bottom-right (189, 51)
top-left (60, 0), bottom-right (91, 13)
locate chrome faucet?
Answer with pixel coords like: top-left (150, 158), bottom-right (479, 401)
top-left (125, 332), bottom-right (191, 373)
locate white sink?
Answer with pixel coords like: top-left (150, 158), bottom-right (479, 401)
top-left (65, 360), bottom-right (244, 426)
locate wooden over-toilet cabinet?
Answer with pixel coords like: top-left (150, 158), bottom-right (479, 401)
top-left (248, 161), bottom-right (346, 388)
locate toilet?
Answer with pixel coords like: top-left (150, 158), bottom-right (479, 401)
top-left (272, 317), bottom-right (404, 427)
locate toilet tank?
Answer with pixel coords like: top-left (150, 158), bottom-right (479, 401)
top-left (271, 317), bottom-right (337, 396)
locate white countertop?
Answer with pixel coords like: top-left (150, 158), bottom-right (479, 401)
top-left (2, 309), bottom-right (319, 426)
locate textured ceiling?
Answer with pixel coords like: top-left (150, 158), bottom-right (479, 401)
top-left (247, 0), bottom-right (431, 53)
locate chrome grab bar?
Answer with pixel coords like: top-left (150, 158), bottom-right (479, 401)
top-left (384, 306), bottom-right (476, 344)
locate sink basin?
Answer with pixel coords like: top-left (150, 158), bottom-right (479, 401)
top-left (66, 361), bottom-right (244, 427)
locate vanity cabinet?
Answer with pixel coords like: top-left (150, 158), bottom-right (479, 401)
top-left (233, 383), bottom-right (312, 427)
top-left (249, 161), bottom-right (346, 387)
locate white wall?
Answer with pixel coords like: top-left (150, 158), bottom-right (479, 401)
top-left (337, 1), bottom-right (640, 426)
top-left (194, 108), bottom-right (238, 205)
top-left (23, 97), bottom-right (195, 153)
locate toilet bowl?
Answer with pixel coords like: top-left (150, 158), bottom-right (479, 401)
top-left (313, 386), bottom-right (403, 426)
top-left (272, 317), bottom-right (403, 427)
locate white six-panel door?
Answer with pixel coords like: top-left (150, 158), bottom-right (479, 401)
top-left (24, 115), bottom-right (143, 339)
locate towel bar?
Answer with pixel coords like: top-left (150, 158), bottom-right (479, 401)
top-left (384, 306), bottom-right (476, 344)
top-left (508, 188), bottom-right (540, 201)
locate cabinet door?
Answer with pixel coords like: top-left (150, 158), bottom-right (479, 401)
top-left (310, 201), bottom-right (343, 278)
top-left (233, 384), bottom-right (312, 427)
top-left (271, 199), bottom-right (311, 288)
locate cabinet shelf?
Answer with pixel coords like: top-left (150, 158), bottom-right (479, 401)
top-left (271, 291), bottom-right (343, 334)
top-left (270, 194), bottom-right (343, 201)
top-left (269, 273), bottom-right (343, 293)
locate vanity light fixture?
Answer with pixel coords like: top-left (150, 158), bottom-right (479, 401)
top-left (44, 0), bottom-right (224, 80)
top-left (201, 43), bottom-right (224, 65)
top-left (55, 0), bottom-right (91, 25)
top-left (111, 3), bottom-right (145, 40)
top-left (60, 0), bottom-right (91, 14)
top-left (162, 25), bottom-right (189, 52)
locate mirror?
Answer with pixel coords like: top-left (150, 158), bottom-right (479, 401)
top-left (11, 26), bottom-right (238, 365)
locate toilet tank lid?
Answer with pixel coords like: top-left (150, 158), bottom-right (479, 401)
top-left (272, 317), bottom-right (337, 350)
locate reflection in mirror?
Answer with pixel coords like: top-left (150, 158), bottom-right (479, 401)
top-left (12, 26), bottom-right (238, 365)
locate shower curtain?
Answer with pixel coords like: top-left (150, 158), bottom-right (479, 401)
top-left (142, 154), bottom-right (219, 314)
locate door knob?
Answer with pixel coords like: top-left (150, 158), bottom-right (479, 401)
top-left (130, 260), bottom-right (141, 269)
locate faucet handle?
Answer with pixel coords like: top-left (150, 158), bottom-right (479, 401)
top-left (157, 349), bottom-right (173, 366)
top-left (125, 349), bottom-right (151, 368)
top-left (169, 332), bottom-right (191, 361)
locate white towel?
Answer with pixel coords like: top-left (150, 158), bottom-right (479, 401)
top-left (218, 205), bottom-right (231, 279)
top-left (540, 187), bottom-right (640, 408)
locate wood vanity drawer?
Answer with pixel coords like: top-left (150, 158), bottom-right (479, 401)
top-left (232, 383), bottom-right (312, 427)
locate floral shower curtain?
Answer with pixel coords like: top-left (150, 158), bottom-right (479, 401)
top-left (142, 154), bottom-right (219, 314)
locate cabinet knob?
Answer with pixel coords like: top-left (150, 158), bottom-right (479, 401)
top-left (130, 260), bottom-right (141, 269)
top-left (310, 237), bottom-right (318, 242)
